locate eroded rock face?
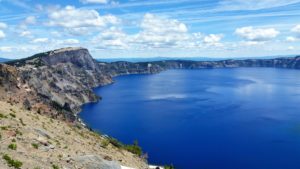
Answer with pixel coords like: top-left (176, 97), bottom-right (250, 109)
top-left (0, 64), bottom-right (19, 90)
top-left (10, 48), bottom-right (113, 121)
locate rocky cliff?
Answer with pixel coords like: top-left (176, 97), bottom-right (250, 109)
top-left (4, 48), bottom-right (166, 121)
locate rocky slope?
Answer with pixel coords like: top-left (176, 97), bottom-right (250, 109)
top-left (0, 100), bottom-right (148, 169)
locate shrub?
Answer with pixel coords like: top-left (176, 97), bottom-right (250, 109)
top-left (164, 164), bottom-right (175, 169)
top-left (1, 126), bottom-right (8, 130)
top-left (15, 129), bottom-right (22, 136)
top-left (0, 113), bottom-right (7, 118)
top-left (9, 113), bottom-right (16, 118)
top-left (8, 143), bottom-right (17, 150)
top-left (52, 164), bottom-right (59, 169)
top-left (124, 140), bottom-right (142, 156)
top-left (101, 139), bottom-right (109, 148)
top-left (31, 143), bottom-right (39, 149)
top-left (10, 108), bottom-right (16, 113)
top-left (19, 118), bottom-right (26, 126)
top-left (108, 137), bottom-right (123, 148)
top-left (2, 154), bottom-right (23, 168)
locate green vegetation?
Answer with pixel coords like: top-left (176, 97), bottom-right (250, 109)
top-left (8, 143), bottom-right (17, 150)
top-left (0, 113), bottom-right (7, 118)
top-left (52, 164), bottom-right (60, 169)
top-left (1, 126), bottom-right (9, 130)
top-left (101, 139), bottom-right (109, 148)
top-left (10, 108), bottom-right (16, 114)
top-left (15, 129), bottom-right (22, 136)
top-left (31, 143), bottom-right (39, 149)
top-left (106, 137), bottom-right (143, 156)
top-left (164, 164), bottom-right (175, 169)
top-left (2, 154), bottom-right (23, 168)
top-left (6, 51), bottom-right (48, 67)
top-left (108, 137), bottom-right (123, 148)
top-left (9, 113), bottom-right (16, 118)
top-left (19, 118), bottom-right (26, 126)
top-left (124, 140), bottom-right (143, 156)
top-left (12, 138), bottom-right (16, 142)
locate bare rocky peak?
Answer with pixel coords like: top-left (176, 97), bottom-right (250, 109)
top-left (8, 47), bottom-right (99, 70)
top-left (51, 47), bottom-right (86, 53)
top-left (42, 47), bottom-right (98, 70)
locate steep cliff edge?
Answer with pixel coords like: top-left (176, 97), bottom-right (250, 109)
top-left (6, 47), bottom-right (114, 121)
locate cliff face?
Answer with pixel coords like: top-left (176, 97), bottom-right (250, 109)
top-left (6, 48), bottom-right (114, 121)
top-left (2, 47), bottom-right (300, 122)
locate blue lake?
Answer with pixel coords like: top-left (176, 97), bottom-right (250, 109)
top-left (80, 68), bottom-right (300, 169)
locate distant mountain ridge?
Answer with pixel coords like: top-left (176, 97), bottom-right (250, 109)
top-left (0, 57), bottom-right (10, 63)
top-left (96, 55), bottom-right (296, 63)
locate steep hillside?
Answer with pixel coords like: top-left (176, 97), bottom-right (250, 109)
top-left (0, 100), bottom-right (148, 169)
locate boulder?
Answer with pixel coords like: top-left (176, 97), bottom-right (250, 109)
top-left (73, 155), bottom-right (121, 169)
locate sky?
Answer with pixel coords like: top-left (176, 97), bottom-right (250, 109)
top-left (0, 0), bottom-right (300, 59)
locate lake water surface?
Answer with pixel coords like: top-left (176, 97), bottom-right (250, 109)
top-left (80, 68), bottom-right (300, 169)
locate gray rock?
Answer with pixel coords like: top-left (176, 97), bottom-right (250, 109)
top-left (34, 128), bottom-right (51, 139)
top-left (73, 155), bottom-right (121, 169)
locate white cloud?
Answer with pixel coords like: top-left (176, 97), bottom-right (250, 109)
top-left (219, 0), bottom-right (300, 11)
top-left (31, 38), bottom-right (49, 43)
top-left (291, 25), bottom-right (300, 35)
top-left (141, 13), bottom-right (188, 34)
top-left (203, 34), bottom-right (223, 46)
top-left (0, 30), bottom-right (5, 39)
top-left (132, 13), bottom-right (191, 48)
top-left (0, 22), bottom-right (7, 29)
top-left (80, 0), bottom-right (108, 4)
top-left (47, 6), bottom-right (119, 31)
top-left (92, 27), bottom-right (129, 49)
top-left (58, 39), bottom-right (80, 45)
top-left (288, 46), bottom-right (295, 50)
top-left (89, 13), bottom-right (226, 50)
top-left (235, 26), bottom-right (279, 41)
top-left (0, 46), bottom-right (12, 52)
top-left (239, 41), bottom-right (264, 46)
top-left (19, 30), bottom-right (32, 37)
top-left (24, 16), bottom-right (37, 25)
top-left (286, 36), bottom-right (298, 42)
